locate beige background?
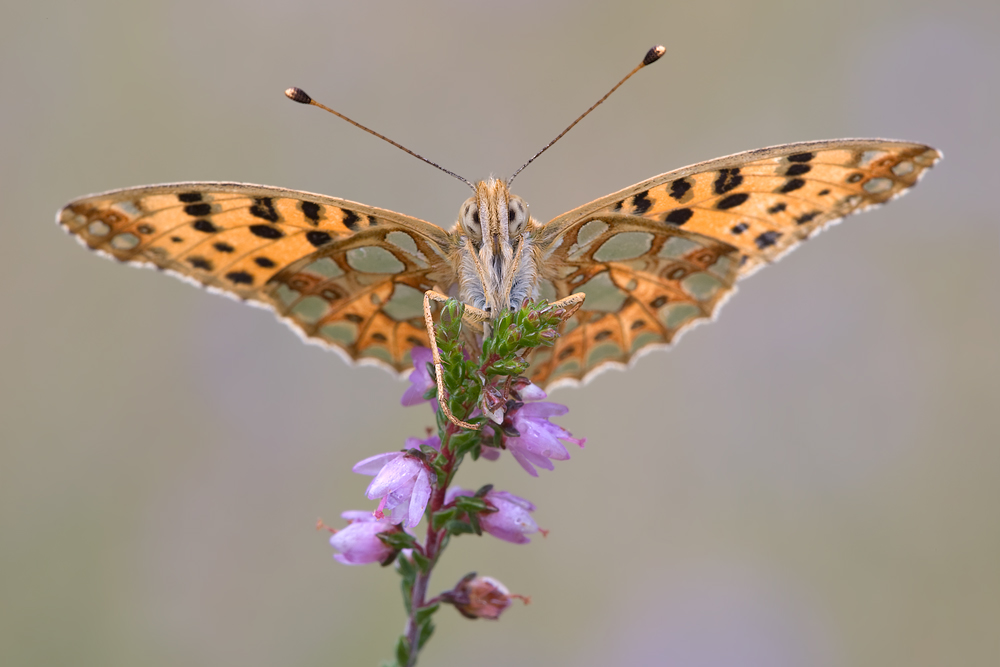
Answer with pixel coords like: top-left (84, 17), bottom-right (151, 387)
top-left (3, 1), bottom-right (999, 665)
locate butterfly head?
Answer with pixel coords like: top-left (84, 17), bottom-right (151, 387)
top-left (457, 179), bottom-right (534, 317)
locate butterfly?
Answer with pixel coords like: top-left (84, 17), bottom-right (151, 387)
top-left (58, 46), bottom-right (940, 396)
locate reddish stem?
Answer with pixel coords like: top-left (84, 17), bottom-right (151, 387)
top-left (403, 420), bottom-right (460, 666)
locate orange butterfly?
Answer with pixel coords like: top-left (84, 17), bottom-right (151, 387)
top-left (59, 46), bottom-right (940, 396)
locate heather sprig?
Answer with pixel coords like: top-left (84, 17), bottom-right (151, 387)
top-left (324, 299), bottom-right (583, 667)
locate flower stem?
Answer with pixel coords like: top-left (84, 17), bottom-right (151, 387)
top-left (403, 425), bottom-right (458, 666)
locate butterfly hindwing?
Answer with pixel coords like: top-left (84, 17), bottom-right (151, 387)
top-left (545, 140), bottom-right (941, 277)
top-left (527, 214), bottom-right (741, 388)
top-left (59, 182), bottom-right (457, 372)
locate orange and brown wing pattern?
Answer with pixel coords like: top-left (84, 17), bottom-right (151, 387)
top-left (527, 214), bottom-right (741, 388)
top-left (544, 140), bottom-right (941, 277)
top-left (58, 182), bottom-right (457, 373)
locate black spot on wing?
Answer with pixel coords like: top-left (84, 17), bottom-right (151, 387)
top-left (717, 193), bottom-right (749, 210)
top-left (755, 231), bottom-right (782, 249)
top-left (779, 179), bottom-right (805, 194)
top-left (226, 271), bottom-right (253, 285)
top-left (367, 215), bottom-right (378, 227)
top-left (785, 163), bottom-right (811, 176)
top-left (185, 203), bottom-right (212, 217)
top-left (300, 201), bottom-right (322, 224)
top-left (632, 190), bottom-right (652, 215)
top-left (650, 295), bottom-right (668, 308)
top-left (187, 256), bottom-right (212, 270)
top-left (787, 152), bottom-right (814, 163)
top-left (730, 222), bottom-right (748, 235)
top-left (714, 168), bottom-right (743, 195)
top-left (254, 257), bottom-right (276, 268)
top-left (250, 198), bottom-right (279, 222)
top-left (767, 202), bottom-right (787, 215)
top-left (664, 208), bottom-right (693, 225)
top-left (214, 242), bottom-right (234, 253)
top-left (342, 209), bottom-right (360, 230)
top-left (306, 231), bottom-right (333, 247)
top-left (669, 178), bottom-right (692, 200)
top-left (249, 225), bottom-right (284, 239)
top-left (178, 192), bottom-right (203, 203)
top-left (796, 211), bottom-right (820, 225)
top-left (192, 219), bottom-right (218, 233)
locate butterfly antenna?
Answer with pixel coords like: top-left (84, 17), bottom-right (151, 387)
top-left (285, 87), bottom-right (476, 191)
top-left (506, 44), bottom-right (666, 187)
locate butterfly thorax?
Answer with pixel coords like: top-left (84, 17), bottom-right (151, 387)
top-left (452, 179), bottom-right (537, 317)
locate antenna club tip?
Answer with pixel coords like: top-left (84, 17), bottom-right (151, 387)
top-left (285, 87), bottom-right (312, 104)
top-left (643, 45), bottom-right (666, 66)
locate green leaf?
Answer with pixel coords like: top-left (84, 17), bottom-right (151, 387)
top-left (431, 507), bottom-right (458, 531)
top-left (445, 520), bottom-right (474, 536)
top-left (412, 550), bottom-right (431, 574)
top-left (397, 554), bottom-right (416, 582)
top-left (455, 496), bottom-right (491, 514)
top-left (379, 531), bottom-right (418, 552)
top-left (400, 578), bottom-right (413, 614)
top-left (414, 603), bottom-right (440, 625)
top-left (395, 636), bottom-right (410, 666)
top-left (468, 512), bottom-right (483, 536)
top-left (418, 619), bottom-right (436, 650)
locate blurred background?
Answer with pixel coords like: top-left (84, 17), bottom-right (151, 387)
top-left (2, 1), bottom-right (998, 665)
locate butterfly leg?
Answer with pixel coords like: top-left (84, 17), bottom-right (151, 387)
top-left (547, 292), bottom-right (585, 320)
top-left (423, 290), bottom-right (479, 430)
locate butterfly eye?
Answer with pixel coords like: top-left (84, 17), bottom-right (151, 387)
top-left (459, 198), bottom-right (482, 242)
top-left (507, 196), bottom-right (528, 235)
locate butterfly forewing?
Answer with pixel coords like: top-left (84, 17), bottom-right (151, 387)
top-left (529, 139), bottom-right (940, 388)
top-left (544, 140), bottom-right (941, 277)
top-left (60, 139), bottom-right (939, 388)
top-left (59, 182), bottom-right (458, 372)
top-left (528, 214), bottom-right (741, 388)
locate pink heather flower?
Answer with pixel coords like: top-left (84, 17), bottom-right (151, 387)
top-left (511, 377), bottom-right (547, 401)
top-left (401, 347), bottom-right (437, 409)
top-left (329, 511), bottom-right (397, 565)
top-left (448, 487), bottom-right (539, 544)
top-left (353, 451), bottom-right (433, 528)
top-left (478, 446), bottom-right (501, 461)
top-left (504, 401), bottom-right (586, 476)
top-left (404, 433), bottom-right (441, 452)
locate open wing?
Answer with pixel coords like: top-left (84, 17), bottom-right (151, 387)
top-left (59, 182), bottom-right (458, 373)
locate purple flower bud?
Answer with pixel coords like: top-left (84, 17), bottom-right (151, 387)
top-left (353, 451), bottom-right (433, 528)
top-left (329, 511), bottom-right (397, 565)
top-left (448, 487), bottom-right (539, 544)
top-left (510, 377), bottom-right (547, 401)
top-left (401, 346), bottom-right (437, 410)
top-left (504, 401), bottom-right (586, 476)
